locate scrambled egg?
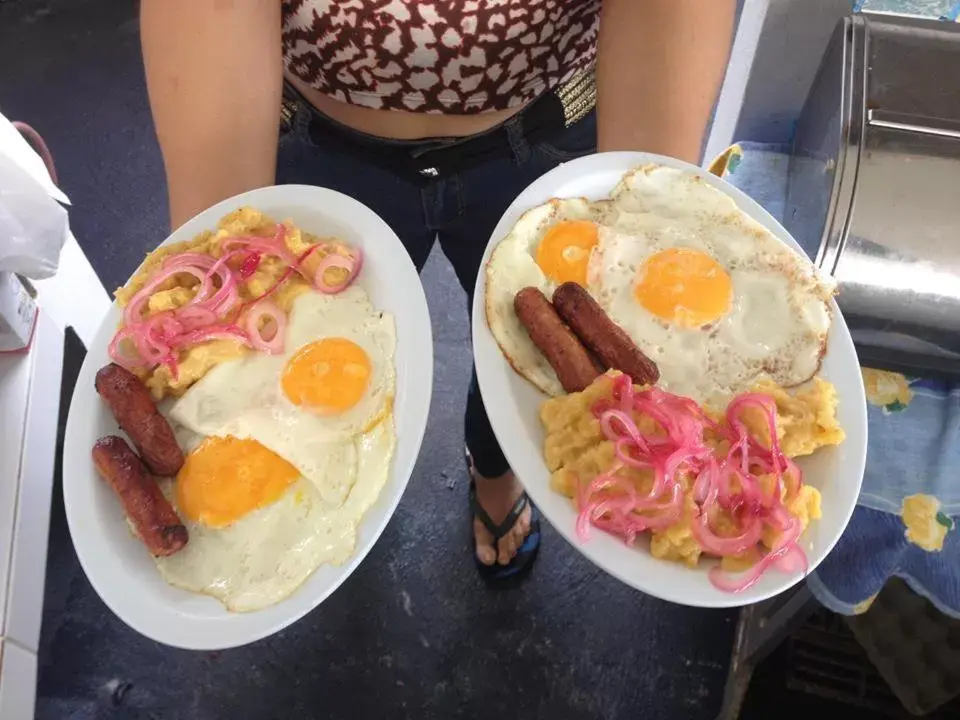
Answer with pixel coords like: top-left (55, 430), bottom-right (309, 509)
top-left (115, 207), bottom-right (336, 399)
top-left (540, 372), bottom-right (839, 569)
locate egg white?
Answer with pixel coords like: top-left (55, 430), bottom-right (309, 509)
top-left (485, 197), bottom-right (603, 396)
top-left (608, 164), bottom-right (741, 220)
top-left (155, 285), bottom-right (399, 612)
top-left (154, 420), bottom-right (396, 612)
top-left (169, 287), bottom-right (396, 465)
top-left (589, 185), bottom-right (833, 405)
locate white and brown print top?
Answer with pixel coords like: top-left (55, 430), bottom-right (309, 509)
top-left (282, 0), bottom-right (601, 114)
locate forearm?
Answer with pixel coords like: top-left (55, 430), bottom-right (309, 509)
top-left (596, 0), bottom-right (736, 164)
top-left (141, 0), bottom-right (282, 228)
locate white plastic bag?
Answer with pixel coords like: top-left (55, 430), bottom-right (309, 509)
top-left (0, 114), bottom-right (70, 279)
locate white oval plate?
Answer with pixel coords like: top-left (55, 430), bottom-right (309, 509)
top-left (64, 185), bottom-right (433, 648)
top-left (472, 152), bottom-right (868, 608)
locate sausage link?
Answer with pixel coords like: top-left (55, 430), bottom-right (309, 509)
top-left (95, 363), bottom-right (184, 476)
top-left (514, 287), bottom-right (601, 393)
top-left (552, 282), bottom-right (660, 385)
top-left (92, 436), bottom-right (188, 557)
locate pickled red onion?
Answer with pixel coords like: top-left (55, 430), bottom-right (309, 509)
top-left (163, 252), bottom-right (216, 271)
top-left (614, 438), bottom-right (651, 469)
top-left (600, 410), bottom-right (643, 448)
top-left (176, 306), bottom-right (218, 329)
top-left (107, 326), bottom-right (144, 370)
top-left (707, 542), bottom-right (793, 593)
top-left (775, 543), bottom-right (809, 575)
top-left (109, 224), bottom-right (363, 374)
top-left (578, 374), bottom-right (809, 593)
top-left (691, 502), bottom-right (764, 556)
top-left (220, 224), bottom-right (295, 264)
top-left (627, 483), bottom-right (684, 531)
top-left (123, 264), bottom-right (209, 326)
top-left (314, 246), bottom-right (363, 294)
top-left (244, 300), bottom-right (285, 355)
top-left (166, 324), bottom-right (252, 349)
top-left (238, 243), bottom-right (322, 311)
top-left (208, 274), bottom-right (239, 316)
top-left (707, 512), bottom-right (805, 593)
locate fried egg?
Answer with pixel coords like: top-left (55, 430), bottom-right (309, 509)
top-left (153, 285), bottom-right (398, 611)
top-left (169, 286), bottom-right (395, 467)
top-left (175, 434), bottom-right (302, 528)
top-left (589, 167), bottom-right (833, 405)
top-left (608, 164), bottom-right (742, 220)
top-left (485, 198), bottom-right (604, 395)
top-left (154, 421), bottom-right (395, 612)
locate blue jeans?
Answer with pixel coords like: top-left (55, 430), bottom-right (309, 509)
top-left (276, 102), bottom-right (597, 478)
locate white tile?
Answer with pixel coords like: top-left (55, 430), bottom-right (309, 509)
top-left (5, 312), bottom-right (64, 652)
top-left (0, 640), bottom-right (38, 720)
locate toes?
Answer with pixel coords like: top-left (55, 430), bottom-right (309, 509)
top-left (507, 505), bottom-right (532, 556)
top-left (473, 519), bottom-right (497, 566)
top-left (512, 523), bottom-right (528, 551)
top-left (516, 504), bottom-right (532, 538)
top-left (478, 545), bottom-right (498, 566)
top-left (497, 532), bottom-right (519, 566)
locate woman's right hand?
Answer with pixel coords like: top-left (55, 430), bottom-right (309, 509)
top-left (140, 0), bottom-right (282, 229)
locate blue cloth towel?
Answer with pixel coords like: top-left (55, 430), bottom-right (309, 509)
top-left (712, 141), bottom-right (960, 618)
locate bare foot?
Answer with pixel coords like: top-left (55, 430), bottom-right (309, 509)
top-left (472, 468), bottom-right (533, 567)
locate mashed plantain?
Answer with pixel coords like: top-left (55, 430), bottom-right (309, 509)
top-left (114, 207), bottom-right (337, 399)
top-left (540, 372), bottom-right (840, 568)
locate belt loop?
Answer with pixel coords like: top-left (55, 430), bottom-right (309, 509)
top-left (504, 116), bottom-right (532, 166)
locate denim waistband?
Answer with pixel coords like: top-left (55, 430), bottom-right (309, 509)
top-left (281, 70), bottom-right (596, 182)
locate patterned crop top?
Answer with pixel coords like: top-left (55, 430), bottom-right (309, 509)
top-left (281, 0), bottom-right (601, 114)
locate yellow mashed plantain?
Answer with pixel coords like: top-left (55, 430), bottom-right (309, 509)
top-left (114, 207), bottom-right (339, 400)
top-left (540, 372), bottom-right (842, 569)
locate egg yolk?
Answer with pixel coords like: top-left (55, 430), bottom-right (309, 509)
top-left (176, 436), bottom-right (299, 528)
top-left (535, 220), bottom-right (599, 285)
top-left (634, 248), bottom-right (733, 327)
top-left (281, 337), bottom-right (371, 414)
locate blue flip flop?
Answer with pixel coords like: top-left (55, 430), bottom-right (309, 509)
top-left (469, 478), bottom-right (541, 587)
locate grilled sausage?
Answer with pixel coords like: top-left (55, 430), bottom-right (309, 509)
top-left (92, 436), bottom-right (188, 557)
top-left (95, 363), bottom-right (184, 476)
top-left (514, 287), bottom-right (601, 393)
top-left (552, 282), bottom-right (660, 385)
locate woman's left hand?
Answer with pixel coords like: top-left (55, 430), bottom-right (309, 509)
top-left (595, 0), bottom-right (737, 164)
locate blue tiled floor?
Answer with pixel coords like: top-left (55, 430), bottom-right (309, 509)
top-left (0, 1), bottom-right (737, 718)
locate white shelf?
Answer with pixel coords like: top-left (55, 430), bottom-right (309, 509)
top-left (0, 110), bottom-right (109, 719)
top-left (0, 640), bottom-right (37, 720)
top-left (0, 311), bottom-right (64, 720)
top-left (4, 311), bottom-right (63, 652)
top-left (0, 331), bottom-right (35, 634)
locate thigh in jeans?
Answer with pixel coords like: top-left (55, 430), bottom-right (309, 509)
top-left (438, 111), bottom-right (597, 299)
top-left (276, 109), bottom-right (435, 271)
top-left (439, 111), bottom-right (597, 479)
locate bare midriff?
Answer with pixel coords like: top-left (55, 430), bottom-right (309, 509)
top-left (287, 73), bottom-right (526, 141)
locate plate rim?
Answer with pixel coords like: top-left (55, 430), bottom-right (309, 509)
top-left (471, 151), bottom-right (868, 608)
top-left (63, 184), bottom-right (433, 648)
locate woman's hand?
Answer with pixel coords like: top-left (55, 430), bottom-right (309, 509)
top-left (595, 0), bottom-right (736, 164)
top-left (141, 0), bottom-right (282, 228)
